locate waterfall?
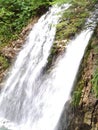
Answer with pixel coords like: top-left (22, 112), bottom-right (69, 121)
top-left (0, 4), bottom-right (70, 130)
top-left (0, 3), bottom-right (97, 130)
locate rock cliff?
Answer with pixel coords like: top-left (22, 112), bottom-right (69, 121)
top-left (67, 25), bottom-right (98, 130)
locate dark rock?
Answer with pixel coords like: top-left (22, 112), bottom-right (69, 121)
top-left (79, 123), bottom-right (92, 130)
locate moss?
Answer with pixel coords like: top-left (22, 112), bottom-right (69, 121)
top-left (92, 70), bottom-right (98, 97)
top-left (72, 80), bottom-right (84, 107)
top-left (71, 43), bottom-right (92, 107)
top-left (55, 6), bottom-right (89, 41)
top-left (46, 0), bottom-right (96, 69)
top-left (90, 25), bottom-right (98, 97)
top-left (0, 55), bottom-right (10, 70)
top-left (55, 0), bottom-right (97, 41)
top-left (0, 42), bottom-right (9, 50)
top-left (71, 23), bottom-right (98, 106)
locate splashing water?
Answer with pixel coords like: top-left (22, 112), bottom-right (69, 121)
top-left (0, 3), bottom-right (97, 130)
top-left (0, 4), bottom-right (70, 130)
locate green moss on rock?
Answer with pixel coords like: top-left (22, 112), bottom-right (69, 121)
top-left (72, 80), bottom-right (84, 107)
top-left (47, 0), bottom-right (96, 69)
top-left (0, 55), bottom-right (10, 70)
top-left (91, 25), bottom-right (98, 98)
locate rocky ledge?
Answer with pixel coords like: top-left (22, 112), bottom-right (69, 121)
top-left (67, 25), bottom-right (98, 130)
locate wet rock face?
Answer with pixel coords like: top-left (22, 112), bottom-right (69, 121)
top-left (67, 25), bottom-right (98, 130)
top-left (67, 102), bottom-right (98, 130)
top-left (79, 123), bottom-right (92, 130)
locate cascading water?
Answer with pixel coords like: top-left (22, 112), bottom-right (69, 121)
top-left (0, 3), bottom-right (97, 130)
top-left (0, 4), bottom-right (70, 130)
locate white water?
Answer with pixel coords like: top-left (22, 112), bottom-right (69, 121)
top-left (0, 4), bottom-right (70, 130)
top-left (0, 3), bottom-right (97, 130)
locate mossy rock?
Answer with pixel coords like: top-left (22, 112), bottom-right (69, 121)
top-left (46, 0), bottom-right (97, 70)
top-left (0, 55), bottom-right (10, 70)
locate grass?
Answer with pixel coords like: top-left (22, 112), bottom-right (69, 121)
top-left (92, 70), bottom-right (98, 97)
top-left (0, 55), bottom-right (10, 70)
top-left (72, 80), bottom-right (84, 107)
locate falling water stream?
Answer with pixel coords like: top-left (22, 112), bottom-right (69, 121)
top-left (0, 3), bottom-right (97, 130)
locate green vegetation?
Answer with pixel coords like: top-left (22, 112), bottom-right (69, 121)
top-left (71, 23), bottom-right (98, 106)
top-left (0, 0), bottom-right (52, 72)
top-left (72, 80), bottom-right (84, 107)
top-left (91, 25), bottom-right (98, 97)
top-left (0, 0), bottom-right (73, 44)
top-left (0, 0), bottom-right (52, 43)
top-left (55, 0), bottom-right (96, 41)
top-left (0, 0), bottom-right (72, 73)
top-left (71, 43), bottom-right (93, 107)
top-left (0, 0), bottom-right (97, 73)
top-left (0, 55), bottom-right (10, 70)
top-left (0, 0), bottom-right (96, 44)
top-left (47, 0), bottom-right (97, 69)
top-left (52, 0), bottom-right (71, 5)
top-left (92, 70), bottom-right (98, 97)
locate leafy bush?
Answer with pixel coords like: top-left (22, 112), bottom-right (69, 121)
top-left (0, 0), bottom-right (51, 43)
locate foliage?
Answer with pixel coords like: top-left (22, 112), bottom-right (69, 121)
top-left (0, 0), bottom-right (53, 71)
top-left (72, 91), bottom-right (81, 107)
top-left (46, 0), bottom-right (97, 69)
top-left (0, 55), bottom-right (10, 70)
top-left (0, 0), bottom-right (97, 71)
top-left (91, 40), bottom-right (98, 98)
top-left (92, 70), bottom-right (98, 97)
top-left (55, 0), bottom-right (96, 41)
top-left (0, 0), bottom-right (97, 44)
top-left (0, 0), bottom-right (51, 43)
top-left (72, 81), bottom-right (84, 107)
top-left (51, 0), bottom-right (71, 5)
top-left (90, 24), bottom-right (98, 98)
